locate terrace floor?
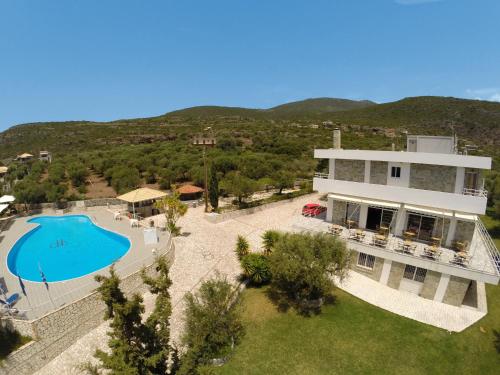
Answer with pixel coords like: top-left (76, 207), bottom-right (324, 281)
top-left (292, 214), bottom-right (498, 276)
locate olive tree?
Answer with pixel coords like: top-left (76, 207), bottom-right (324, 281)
top-left (268, 232), bottom-right (350, 313)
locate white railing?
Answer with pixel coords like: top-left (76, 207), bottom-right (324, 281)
top-left (462, 188), bottom-right (488, 198)
top-left (475, 219), bottom-right (500, 275)
top-left (314, 172), bottom-right (329, 179)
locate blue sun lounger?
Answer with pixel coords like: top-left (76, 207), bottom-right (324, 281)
top-left (0, 293), bottom-right (20, 308)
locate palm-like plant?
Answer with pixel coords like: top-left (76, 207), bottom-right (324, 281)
top-left (235, 235), bottom-right (250, 259)
top-left (261, 230), bottom-right (282, 255)
top-left (241, 253), bottom-right (271, 285)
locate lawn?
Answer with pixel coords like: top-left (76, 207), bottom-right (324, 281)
top-left (216, 285), bottom-right (500, 375)
top-left (215, 210), bottom-right (500, 375)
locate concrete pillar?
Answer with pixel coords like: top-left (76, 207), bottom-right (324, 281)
top-left (364, 160), bottom-right (371, 183)
top-left (445, 216), bottom-right (457, 247)
top-left (380, 259), bottom-right (392, 285)
top-left (329, 159), bottom-right (335, 179)
top-left (326, 197), bottom-right (333, 222)
top-left (358, 204), bottom-right (368, 229)
top-left (394, 204), bottom-right (406, 236)
top-left (433, 273), bottom-right (450, 302)
top-left (454, 167), bottom-right (465, 194)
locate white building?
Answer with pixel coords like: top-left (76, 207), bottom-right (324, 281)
top-left (39, 150), bottom-right (52, 163)
top-left (312, 130), bottom-right (499, 307)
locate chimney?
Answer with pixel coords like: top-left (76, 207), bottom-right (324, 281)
top-left (333, 128), bottom-right (341, 149)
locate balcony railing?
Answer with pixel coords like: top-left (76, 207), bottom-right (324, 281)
top-left (314, 173), bottom-right (489, 199)
top-left (462, 187), bottom-right (488, 198)
top-left (293, 215), bottom-right (500, 277)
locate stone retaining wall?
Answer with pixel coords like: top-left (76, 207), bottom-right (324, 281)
top-left (205, 193), bottom-right (314, 224)
top-left (0, 241), bottom-right (175, 375)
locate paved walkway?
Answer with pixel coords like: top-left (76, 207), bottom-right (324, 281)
top-left (336, 271), bottom-right (486, 332)
top-left (34, 194), bottom-right (487, 373)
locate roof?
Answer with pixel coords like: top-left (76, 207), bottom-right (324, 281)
top-left (177, 184), bottom-right (204, 194)
top-left (0, 204), bottom-right (8, 214)
top-left (0, 166), bottom-right (7, 173)
top-left (17, 153), bottom-right (34, 158)
top-left (117, 187), bottom-right (167, 203)
top-left (0, 195), bottom-right (15, 203)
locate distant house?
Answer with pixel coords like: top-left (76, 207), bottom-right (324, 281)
top-left (39, 151), bottom-right (52, 163)
top-left (16, 153), bottom-right (34, 163)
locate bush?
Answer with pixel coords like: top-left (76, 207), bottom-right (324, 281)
top-left (268, 232), bottom-right (349, 313)
top-left (235, 235), bottom-right (250, 259)
top-left (179, 275), bottom-right (244, 374)
top-left (240, 253), bottom-right (271, 285)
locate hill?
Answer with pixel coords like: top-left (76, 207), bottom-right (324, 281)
top-left (0, 96), bottom-right (499, 161)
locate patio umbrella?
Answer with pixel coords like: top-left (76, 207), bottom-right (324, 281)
top-left (0, 195), bottom-right (15, 203)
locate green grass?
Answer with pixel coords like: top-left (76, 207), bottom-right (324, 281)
top-left (215, 285), bottom-right (500, 375)
top-left (482, 209), bottom-right (500, 248)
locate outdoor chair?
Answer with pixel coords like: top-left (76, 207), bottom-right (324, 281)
top-left (0, 293), bottom-right (20, 309)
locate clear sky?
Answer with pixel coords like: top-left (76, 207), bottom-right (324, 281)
top-left (1, 0), bottom-right (499, 130)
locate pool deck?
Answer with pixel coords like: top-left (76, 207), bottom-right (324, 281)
top-left (0, 206), bottom-right (171, 320)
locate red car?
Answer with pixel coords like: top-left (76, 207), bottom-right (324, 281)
top-left (302, 203), bottom-right (326, 217)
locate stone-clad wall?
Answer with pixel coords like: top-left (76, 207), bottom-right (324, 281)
top-left (0, 242), bottom-right (175, 375)
top-left (350, 250), bottom-right (383, 282)
top-left (419, 270), bottom-right (441, 300)
top-left (387, 261), bottom-right (405, 289)
top-left (370, 161), bottom-right (388, 185)
top-left (409, 164), bottom-right (456, 193)
top-left (334, 159), bottom-right (365, 183)
top-left (443, 276), bottom-right (470, 306)
top-left (331, 200), bottom-right (347, 225)
top-left (454, 221), bottom-right (475, 244)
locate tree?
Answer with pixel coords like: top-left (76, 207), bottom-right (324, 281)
top-left (220, 172), bottom-right (257, 207)
top-left (93, 258), bottom-right (178, 374)
top-left (208, 165), bottom-right (219, 210)
top-left (273, 170), bottom-right (295, 194)
top-left (154, 190), bottom-right (188, 236)
top-left (141, 255), bottom-right (179, 374)
top-left (94, 265), bottom-right (126, 319)
top-left (261, 230), bottom-right (282, 255)
top-left (268, 232), bottom-right (349, 313)
top-left (240, 253), bottom-right (271, 285)
top-left (67, 162), bottom-right (89, 187)
top-left (109, 166), bottom-right (141, 194)
top-left (13, 179), bottom-right (46, 210)
top-left (179, 275), bottom-right (244, 374)
top-left (235, 235), bottom-right (250, 259)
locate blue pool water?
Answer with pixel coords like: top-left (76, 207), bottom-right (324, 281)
top-left (7, 215), bottom-right (130, 282)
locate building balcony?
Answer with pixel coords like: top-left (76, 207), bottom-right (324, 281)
top-left (293, 214), bottom-right (500, 284)
top-left (313, 173), bottom-right (488, 215)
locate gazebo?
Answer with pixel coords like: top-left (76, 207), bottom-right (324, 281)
top-left (177, 184), bottom-right (204, 201)
top-left (117, 187), bottom-right (167, 219)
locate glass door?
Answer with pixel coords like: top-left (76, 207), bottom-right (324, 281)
top-left (406, 213), bottom-right (436, 242)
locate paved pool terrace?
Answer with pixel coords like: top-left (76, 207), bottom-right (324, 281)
top-left (0, 206), bottom-right (171, 320)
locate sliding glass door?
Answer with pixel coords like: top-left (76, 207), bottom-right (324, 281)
top-left (406, 213), bottom-right (436, 241)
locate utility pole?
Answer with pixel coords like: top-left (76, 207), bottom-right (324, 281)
top-left (193, 127), bottom-right (216, 213)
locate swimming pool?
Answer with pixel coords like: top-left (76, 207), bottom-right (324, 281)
top-left (7, 215), bottom-right (130, 282)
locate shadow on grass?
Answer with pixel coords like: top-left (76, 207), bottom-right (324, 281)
top-left (265, 287), bottom-right (337, 317)
top-left (493, 329), bottom-right (500, 354)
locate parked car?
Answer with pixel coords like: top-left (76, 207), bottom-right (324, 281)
top-left (302, 203), bottom-right (326, 216)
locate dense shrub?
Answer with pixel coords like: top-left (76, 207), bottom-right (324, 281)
top-left (241, 253), bottom-right (271, 285)
top-left (235, 235), bottom-right (250, 259)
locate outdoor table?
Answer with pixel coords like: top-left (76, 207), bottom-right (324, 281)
top-left (431, 237), bottom-right (441, 245)
top-left (374, 235), bottom-right (387, 247)
top-left (404, 231), bottom-right (416, 238)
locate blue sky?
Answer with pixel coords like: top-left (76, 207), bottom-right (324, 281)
top-left (0, 0), bottom-right (499, 130)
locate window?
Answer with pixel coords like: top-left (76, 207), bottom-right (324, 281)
top-left (357, 252), bottom-right (375, 269)
top-left (403, 265), bottom-right (427, 283)
top-left (391, 166), bottom-right (401, 178)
